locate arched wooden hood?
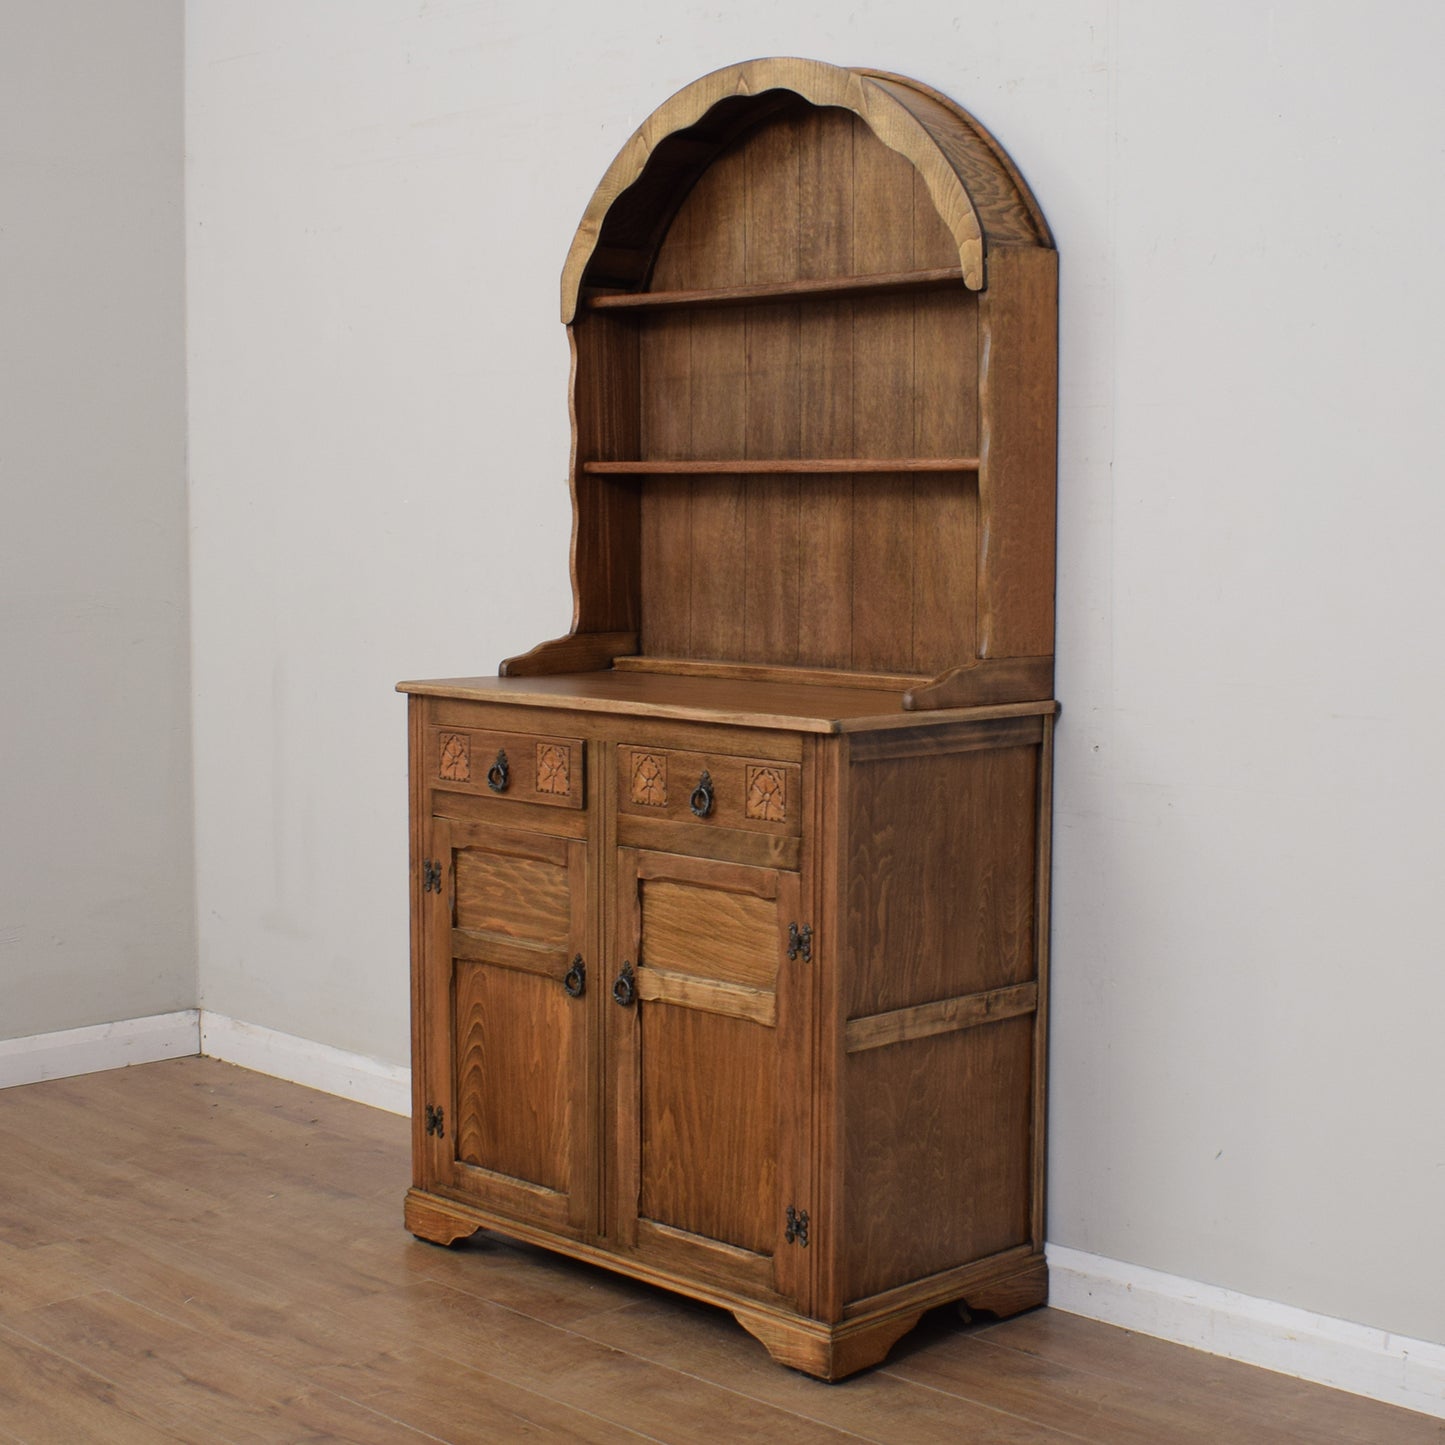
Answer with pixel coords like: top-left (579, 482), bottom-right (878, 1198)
top-left (560, 57), bottom-right (1052, 322)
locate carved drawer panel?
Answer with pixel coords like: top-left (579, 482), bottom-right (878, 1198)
top-left (617, 745), bottom-right (800, 836)
top-left (428, 726), bottom-right (585, 809)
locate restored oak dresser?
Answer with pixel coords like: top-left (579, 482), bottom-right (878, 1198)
top-left (399, 57), bottom-right (1057, 1380)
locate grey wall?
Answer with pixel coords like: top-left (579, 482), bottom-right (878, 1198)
top-left (0, 1), bottom-right (194, 1038)
top-left (184, 0), bottom-right (1445, 1350)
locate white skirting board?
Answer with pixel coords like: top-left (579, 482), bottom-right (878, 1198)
top-left (197, 1012), bottom-right (410, 1116)
top-left (1048, 1244), bottom-right (1445, 1420)
top-left (0, 1010), bottom-right (201, 1088)
top-left (0, 1009), bottom-right (410, 1116)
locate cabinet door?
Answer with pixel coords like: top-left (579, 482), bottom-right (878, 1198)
top-left (610, 848), bottom-right (811, 1306)
top-left (419, 817), bottom-right (593, 1236)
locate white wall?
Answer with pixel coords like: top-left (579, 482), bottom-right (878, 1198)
top-left (0, 1), bottom-right (193, 1039)
top-left (185, 0), bottom-right (1445, 1349)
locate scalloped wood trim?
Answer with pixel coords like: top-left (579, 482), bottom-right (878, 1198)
top-left (499, 632), bottom-right (638, 677)
top-left (561, 57), bottom-right (1032, 321)
top-left (902, 655), bottom-right (1054, 710)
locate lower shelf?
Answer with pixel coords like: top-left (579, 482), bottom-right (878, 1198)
top-left (404, 1187), bottom-right (1048, 1381)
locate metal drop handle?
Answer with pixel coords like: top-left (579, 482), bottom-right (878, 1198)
top-left (612, 961), bottom-right (636, 1007)
top-left (486, 750), bottom-right (510, 792)
top-left (689, 770), bottom-right (714, 818)
top-left (563, 955), bottom-right (586, 998)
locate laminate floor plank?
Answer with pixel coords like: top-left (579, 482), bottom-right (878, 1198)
top-left (560, 1295), bottom-right (1085, 1444)
top-left (315, 1342), bottom-right (662, 1443)
top-left (53, 1221), bottom-right (406, 1377)
top-left (1, 1292), bottom-right (439, 1444)
top-left (0, 1058), bottom-right (1438, 1444)
top-left (0, 1320), bottom-right (186, 1444)
top-left (399, 1232), bottom-right (662, 1327)
top-left (969, 1310), bottom-right (1444, 1444)
top-left (0, 1239), bottom-right (100, 1316)
top-left (314, 1277), bottom-right (872, 1444)
top-left (886, 1327), bottom-right (1288, 1444)
top-left (0, 1126), bottom-right (232, 1248)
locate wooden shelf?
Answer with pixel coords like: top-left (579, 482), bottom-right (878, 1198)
top-left (583, 457), bottom-right (980, 476)
top-left (585, 266), bottom-right (966, 312)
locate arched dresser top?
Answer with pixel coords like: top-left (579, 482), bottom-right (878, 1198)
top-left (561, 57), bottom-right (1052, 322)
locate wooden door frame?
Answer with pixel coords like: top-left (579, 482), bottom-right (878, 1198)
top-left (608, 844), bottom-right (811, 1306)
top-left (423, 814), bottom-right (596, 1237)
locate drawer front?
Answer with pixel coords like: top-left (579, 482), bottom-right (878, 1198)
top-left (428, 725), bottom-right (585, 810)
top-left (618, 745), bottom-right (800, 837)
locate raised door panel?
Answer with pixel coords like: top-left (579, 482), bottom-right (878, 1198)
top-left (610, 848), bottom-right (810, 1307)
top-left (420, 817), bottom-right (593, 1236)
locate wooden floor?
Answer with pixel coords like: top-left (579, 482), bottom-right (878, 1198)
top-left (0, 1060), bottom-right (1438, 1444)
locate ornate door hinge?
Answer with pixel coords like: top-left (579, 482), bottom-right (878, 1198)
top-left (785, 1205), bottom-right (810, 1247)
top-left (423, 1104), bottom-right (445, 1138)
top-left (422, 859), bottom-right (443, 894)
top-left (787, 922), bottom-right (812, 963)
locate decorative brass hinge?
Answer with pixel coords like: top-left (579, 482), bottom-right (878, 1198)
top-left (787, 922), bottom-right (812, 963)
top-left (422, 859), bottom-right (442, 894)
top-left (785, 1205), bottom-right (810, 1247)
top-left (424, 1104), bottom-right (445, 1138)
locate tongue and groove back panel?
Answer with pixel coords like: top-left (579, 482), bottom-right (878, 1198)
top-left (632, 108), bottom-right (980, 676)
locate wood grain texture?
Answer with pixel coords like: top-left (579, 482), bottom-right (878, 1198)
top-left (636, 967), bottom-right (777, 1028)
top-left (569, 313), bottom-right (642, 637)
top-left (426, 817), bottom-right (593, 1229)
top-left (638, 218), bottom-right (694, 658)
top-left (742, 109), bottom-right (801, 427)
top-left (848, 712), bottom-right (1044, 764)
top-left (613, 847), bottom-right (800, 1296)
top-left (427, 723), bottom-right (586, 808)
top-left (616, 814), bottom-right (802, 871)
top-left (639, 1005), bottom-right (779, 1257)
top-left (612, 653), bottom-right (926, 690)
top-left (843, 1015), bottom-right (1034, 1302)
top-left (1030, 713), bottom-right (1056, 1252)
top-left (679, 149), bottom-right (749, 664)
top-left (453, 845), bottom-right (571, 945)
top-left (845, 737), bottom-right (1040, 1017)
top-left (500, 630), bottom-right (639, 676)
top-left (535, 57), bottom-right (1059, 695)
top-left (624, 106), bottom-right (984, 679)
top-left (590, 457), bottom-right (978, 473)
top-left (407, 697), bottom-right (431, 1197)
top-left (560, 57), bottom-right (1055, 317)
top-left (849, 123), bottom-right (919, 674)
top-left (589, 266), bottom-right (967, 310)
top-left (639, 878), bottom-right (781, 988)
top-left (617, 743), bottom-right (801, 836)
top-left (846, 981), bottom-right (1039, 1054)
top-left (977, 245), bottom-right (1058, 661)
top-left (400, 61), bottom-right (1064, 1384)
top-left (403, 671), bottom-right (1058, 732)
top-left (912, 198), bottom-right (980, 672)
top-left (864, 73), bottom-right (1050, 249)
top-left (454, 962), bottom-right (574, 1191)
top-left (904, 655), bottom-right (1055, 709)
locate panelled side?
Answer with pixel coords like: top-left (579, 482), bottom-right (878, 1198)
top-left (839, 716), bottom-right (1049, 1305)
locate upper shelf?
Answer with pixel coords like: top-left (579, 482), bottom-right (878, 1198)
top-left (585, 266), bottom-right (967, 313)
top-left (582, 458), bottom-right (980, 476)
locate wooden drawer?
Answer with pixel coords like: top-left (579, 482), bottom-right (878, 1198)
top-left (427, 725), bottom-right (585, 810)
top-left (617, 744), bottom-right (800, 837)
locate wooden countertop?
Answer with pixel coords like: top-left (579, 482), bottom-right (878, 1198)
top-left (396, 670), bottom-right (1057, 735)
